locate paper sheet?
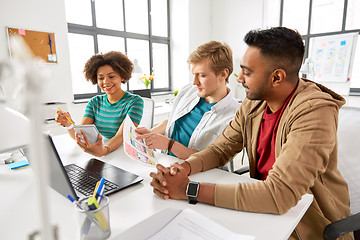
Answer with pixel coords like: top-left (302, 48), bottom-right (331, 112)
top-left (147, 208), bottom-right (255, 240)
top-left (123, 115), bottom-right (157, 165)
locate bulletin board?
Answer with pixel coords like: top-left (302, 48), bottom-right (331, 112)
top-left (310, 33), bottom-right (357, 83)
top-left (6, 27), bottom-right (57, 63)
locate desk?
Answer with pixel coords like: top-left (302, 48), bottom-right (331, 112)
top-left (0, 134), bottom-right (313, 240)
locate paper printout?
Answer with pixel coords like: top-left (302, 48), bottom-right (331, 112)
top-left (123, 115), bottom-right (157, 165)
top-left (147, 208), bottom-right (255, 240)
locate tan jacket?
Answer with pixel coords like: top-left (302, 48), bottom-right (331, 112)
top-left (186, 79), bottom-right (352, 239)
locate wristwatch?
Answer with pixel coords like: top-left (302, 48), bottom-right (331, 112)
top-left (186, 181), bottom-right (199, 204)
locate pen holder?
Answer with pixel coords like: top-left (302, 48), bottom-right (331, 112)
top-left (76, 196), bottom-right (111, 240)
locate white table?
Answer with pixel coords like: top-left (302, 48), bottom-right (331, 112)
top-left (0, 134), bottom-right (313, 240)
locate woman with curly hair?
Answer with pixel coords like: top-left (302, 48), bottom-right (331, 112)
top-left (56, 51), bottom-right (144, 157)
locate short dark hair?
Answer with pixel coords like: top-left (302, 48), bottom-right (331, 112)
top-left (188, 41), bottom-right (233, 82)
top-left (244, 27), bottom-right (305, 77)
top-left (83, 51), bottom-right (133, 85)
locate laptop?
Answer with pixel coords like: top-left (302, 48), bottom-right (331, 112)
top-left (27, 134), bottom-right (143, 200)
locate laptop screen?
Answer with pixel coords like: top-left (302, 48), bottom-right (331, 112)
top-left (45, 134), bottom-right (79, 200)
top-left (23, 134), bottom-right (78, 200)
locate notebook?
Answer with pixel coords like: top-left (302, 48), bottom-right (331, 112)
top-left (28, 134), bottom-right (143, 200)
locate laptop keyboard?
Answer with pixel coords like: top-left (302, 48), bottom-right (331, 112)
top-left (65, 164), bottom-right (118, 196)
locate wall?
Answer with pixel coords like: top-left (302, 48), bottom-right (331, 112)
top-left (211, 0), bottom-right (266, 99)
top-left (188, 0), bottom-right (212, 52)
top-left (0, 0), bottom-right (73, 105)
top-left (170, 0), bottom-right (212, 92)
top-left (169, 0), bottom-right (190, 92)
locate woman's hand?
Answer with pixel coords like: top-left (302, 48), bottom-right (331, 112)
top-left (55, 110), bottom-right (73, 127)
top-left (75, 130), bottom-right (107, 157)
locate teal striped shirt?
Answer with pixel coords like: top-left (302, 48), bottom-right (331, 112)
top-left (84, 92), bottom-right (144, 139)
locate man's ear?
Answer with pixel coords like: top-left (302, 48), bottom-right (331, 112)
top-left (272, 69), bottom-right (286, 87)
top-left (220, 68), bottom-right (229, 81)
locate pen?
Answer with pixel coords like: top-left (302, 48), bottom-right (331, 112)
top-left (96, 183), bottom-right (105, 204)
top-left (95, 178), bottom-right (105, 200)
top-left (67, 194), bottom-right (83, 210)
top-left (58, 107), bottom-right (75, 126)
top-left (48, 34), bottom-right (52, 54)
top-left (93, 181), bottom-right (100, 197)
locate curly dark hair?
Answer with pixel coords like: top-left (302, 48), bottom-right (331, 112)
top-left (83, 51), bottom-right (134, 85)
top-left (244, 27), bottom-right (305, 78)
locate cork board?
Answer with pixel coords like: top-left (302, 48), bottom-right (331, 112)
top-left (6, 27), bottom-right (57, 63)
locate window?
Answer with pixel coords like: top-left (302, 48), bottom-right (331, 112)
top-left (65, 0), bottom-right (171, 99)
top-left (280, 0), bottom-right (360, 94)
top-left (282, 0), bottom-right (310, 35)
top-left (310, 0), bottom-right (344, 34)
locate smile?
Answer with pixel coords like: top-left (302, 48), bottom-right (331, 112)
top-left (103, 85), bottom-right (113, 90)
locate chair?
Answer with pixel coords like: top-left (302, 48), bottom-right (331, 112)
top-left (323, 106), bottom-right (360, 240)
top-left (139, 97), bottom-right (154, 129)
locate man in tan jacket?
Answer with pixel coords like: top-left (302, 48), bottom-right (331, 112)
top-left (149, 27), bottom-right (352, 240)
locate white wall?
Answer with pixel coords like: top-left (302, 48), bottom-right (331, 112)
top-left (170, 0), bottom-right (190, 92)
top-left (0, 0), bottom-right (73, 105)
top-left (170, 0), bottom-right (212, 92)
top-left (188, 0), bottom-right (212, 52)
top-left (211, 0), bottom-right (266, 99)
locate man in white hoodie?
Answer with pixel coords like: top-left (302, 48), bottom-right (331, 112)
top-left (136, 41), bottom-right (240, 160)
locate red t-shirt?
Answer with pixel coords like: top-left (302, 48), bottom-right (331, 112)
top-left (256, 88), bottom-right (296, 180)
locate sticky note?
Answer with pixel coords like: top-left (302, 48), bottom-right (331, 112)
top-left (18, 29), bottom-right (26, 36)
top-left (7, 160), bottom-right (29, 170)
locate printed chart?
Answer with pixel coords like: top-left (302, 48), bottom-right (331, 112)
top-left (123, 115), bottom-right (156, 166)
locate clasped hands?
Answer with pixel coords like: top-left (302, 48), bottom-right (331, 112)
top-left (149, 162), bottom-right (190, 200)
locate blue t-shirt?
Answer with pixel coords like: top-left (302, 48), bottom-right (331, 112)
top-left (170, 98), bottom-right (215, 157)
top-left (84, 92), bottom-right (143, 139)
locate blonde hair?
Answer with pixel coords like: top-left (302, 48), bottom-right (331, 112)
top-left (188, 41), bottom-right (233, 82)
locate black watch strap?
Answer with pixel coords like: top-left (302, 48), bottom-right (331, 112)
top-left (188, 196), bottom-right (198, 204)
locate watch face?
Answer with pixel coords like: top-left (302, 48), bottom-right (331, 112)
top-left (187, 182), bottom-right (199, 197)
